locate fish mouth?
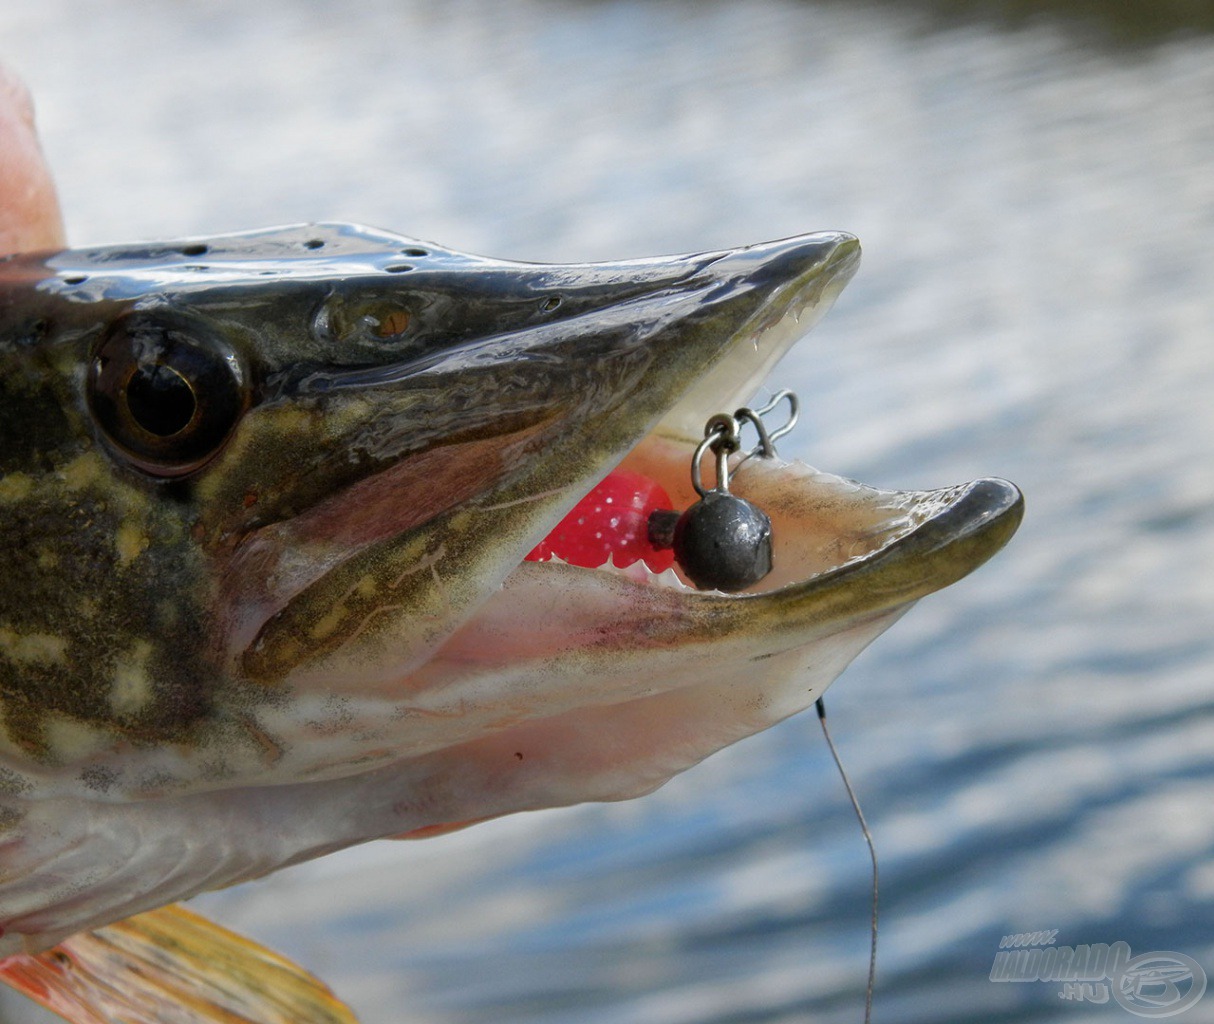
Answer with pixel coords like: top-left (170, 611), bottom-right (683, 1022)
top-left (529, 440), bottom-right (1023, 612)
top-left (486, 233), bottom-right (1022, 634)
top-left (226, 226), bottom-right (1020, 785)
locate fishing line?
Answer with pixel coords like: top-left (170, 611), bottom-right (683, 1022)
top-left (816, 696), bottom-right (878, 1024)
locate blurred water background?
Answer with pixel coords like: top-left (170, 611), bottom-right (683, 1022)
top-left (2, 2), bottom-right (1212, 1021)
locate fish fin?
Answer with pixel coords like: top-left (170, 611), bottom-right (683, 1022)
top-left (0, 903), bottom-right (358, 1024)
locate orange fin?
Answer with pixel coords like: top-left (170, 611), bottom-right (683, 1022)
top-left (0, 903), bottom-right (358, 1024)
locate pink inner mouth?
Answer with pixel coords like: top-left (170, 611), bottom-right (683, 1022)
top-left (524, 469), bottom-right (676, 573)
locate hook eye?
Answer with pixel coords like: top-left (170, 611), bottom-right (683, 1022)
top-left (741, 390), bottom-right (800, 457)
top-left (691, 415), bottom-right (739, 497)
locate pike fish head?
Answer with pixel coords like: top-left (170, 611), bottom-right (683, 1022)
top-left (0, 223), bottom-right (1020, 946)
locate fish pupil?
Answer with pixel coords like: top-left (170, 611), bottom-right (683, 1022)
top-left (127, 363), bottom-right (197, 437)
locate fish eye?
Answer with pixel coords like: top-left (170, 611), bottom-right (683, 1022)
top-left (88, 312), bottom-right (247, 477)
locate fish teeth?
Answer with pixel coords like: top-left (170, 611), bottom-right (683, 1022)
top-left (651, 565), bottom-right (696, 592)
top-left (597, 553), bottom-right (697, 592)
top-left (528, 551), bottom-right (698, 592)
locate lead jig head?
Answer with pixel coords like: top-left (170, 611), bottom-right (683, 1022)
top-left (672, 487), bottom-right (773, 592)
top-left (648, 391), bottom-right (797, 592)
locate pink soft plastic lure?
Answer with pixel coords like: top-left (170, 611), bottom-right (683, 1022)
top-left (525, 469), bottom-right (676, 573)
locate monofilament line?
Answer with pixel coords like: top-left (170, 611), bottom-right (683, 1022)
top-left (816, 696), bottom-right (878, 1024)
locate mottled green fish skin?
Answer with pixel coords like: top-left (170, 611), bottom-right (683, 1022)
top-left (0, 316), bottom-right (209, 753)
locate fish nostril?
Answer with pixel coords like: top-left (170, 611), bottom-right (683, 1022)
top-left (62, 275), bottom-right (88, 285)
top-left (400, 247), bottom-right (429, 257)
top-left (384, 264), bottom-right (414, 274)
top-left (179, 243), bottom-right (209, 257)
top-left (304, 239), bottom-right (325, 250)
top-left (540, 296), bottom-right (562, 312)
